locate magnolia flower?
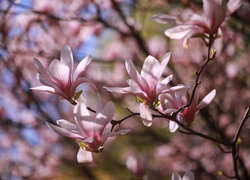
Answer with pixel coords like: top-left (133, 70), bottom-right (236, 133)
top-left (152, 0), bottom-right (242, 48)
top-left (47, 96), bottom-right (130, 163)
top-left (126, 155), bottom-right (147, 178)
top-left (104, 53), bottom-right (185, 127)
top-left (172, 171), bottom-right (195, 180)
top-left (159, 82), bottom-right (216, 132)
top-left (31, 45), bottom-right (92, 104)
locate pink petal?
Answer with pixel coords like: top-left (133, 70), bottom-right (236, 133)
top-left (94, 102), bottom-right (114, 134)
top-left (102, 129), bottom-right (130, 142)
top-left (151, 14), bottom-right (177, 24)
top-left (73, 55), bottom-right (92, 82)
top-left (60, 45), bottom-right (73, 81)
top-left (182, 27), bottom-right (205, 48)
top-left (183, 171), bottom-right (195, 180)
top-left (161, 84), bottom-right (187, 94)
top-left (46, 122), bottom-right (83, 139)
top-left (226, 0), bottom-right (242, 16)
top-left (203, 0), bottom-right (226, 33)
top-left (171, 172), bottom-right (182, 180)
top-left (157, 75), bottom-right (173, 93)
top-left (33, 58), bottom-right (56, 85)
top-left (48, 59), bottom-right (70, 86)
top-left (71, 77), bottom-right (90, 96)
top-left (125, 58), bottom-right (149, 91)
top-left (30, 85), bottom-right (55, 93)
top-left (165, 25), bottom-right (193, 39)
top-left (160, 52), bottom-right (171, 74)
top-left (141, 55), bottom-right (161, 87)
top-left (56, 119), bottom-right (79, 132)
top-left (77, 148), bottom-right (93, 163)
top-left (197, 89), bottom-right (216, 110)
top-left (140, 103), bottom-right (153, 127)
top-left (74, 101), bottom-right (93, 137)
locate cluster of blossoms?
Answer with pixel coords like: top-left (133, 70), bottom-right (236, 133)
top-left (31, 0), bottom-right (243, 177)
top-left (152, 0), bottom-right (242, 48)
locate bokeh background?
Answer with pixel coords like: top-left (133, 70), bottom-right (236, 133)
top-left (0, 0), bottom-right (250, 179)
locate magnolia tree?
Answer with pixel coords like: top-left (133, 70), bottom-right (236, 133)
top-left (0, 0), bottom-right (249, 179)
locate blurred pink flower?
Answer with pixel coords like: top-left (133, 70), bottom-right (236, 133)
top-left (47, 96), bottom-right (130, 163)
top-left (172, 171), bottom-right (195, 180)
top-left (31, 45), bottom-right (92, 104)
top-left (104, 53), bottom-right (185, 126)
top-left (152, 0), bottom-right (242, 48)
top-left (159, 82), bottom-right (216, 132)
top-left (126, 154), bottom-right (147, 178)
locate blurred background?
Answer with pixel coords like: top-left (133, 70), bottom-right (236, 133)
top-left (0, 0), bottom-right (249, 179)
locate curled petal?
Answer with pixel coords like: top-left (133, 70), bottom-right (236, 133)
top-left (77, 148), bottom-right (93, 163)
top-left (197, 89), bottom-right (216, 110)
top-left (140, 103), bottom-right (153, 127)
top-left (73, 55), bottom-right (92, 82)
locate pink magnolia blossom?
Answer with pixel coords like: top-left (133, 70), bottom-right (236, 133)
top-left (152, 0), bottom-right (242, 48)
top-left (104, 53), bottom-right (185, 127)
top-left (126, 155), bottom-right (147, 178)
top-left (46, 96), bottom-right (130, 163)
top-left (172, 171), bottom-right (195, 180)
top-left (159, 83), bottom-right (216, 132)
top-left (31, 45), bottom-right (92, 104)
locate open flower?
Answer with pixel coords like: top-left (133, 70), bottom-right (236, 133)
top-left (104, 53), bottom-right (185, 127)
top-left (152, 0), bottom-right (242, 48)
top-left (47, 96), bottom-right (130, 163)
top-left (31, 45), bottom-right (92, 104)
top-left (159, 82), bottom-right (216, 132)
top-left (172, 171), bottom-right (195, 180)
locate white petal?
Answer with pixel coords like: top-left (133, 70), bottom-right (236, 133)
top-left (61, 45), bottom-right (73, 70)
top-left (125, 58), bottom-right (148, 91)
top-left (140, 103), bottom-right (153, 127)
top-left (141, 55), bottom-right (161, 87)
top-left (169, 120), bottom-right (179, 133)
top-left (94, 102), bottom-right (114, 134)
top-left (157, 75), bottom-right (173, 93)
top-left (73, 55), bottom-right (92, 82)
top-left (74, 101), bottom-right (93, 137)
top-left (197, 89), bottom-right (216, 110)
top-left (77, 148), bottom-right (93, 163)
